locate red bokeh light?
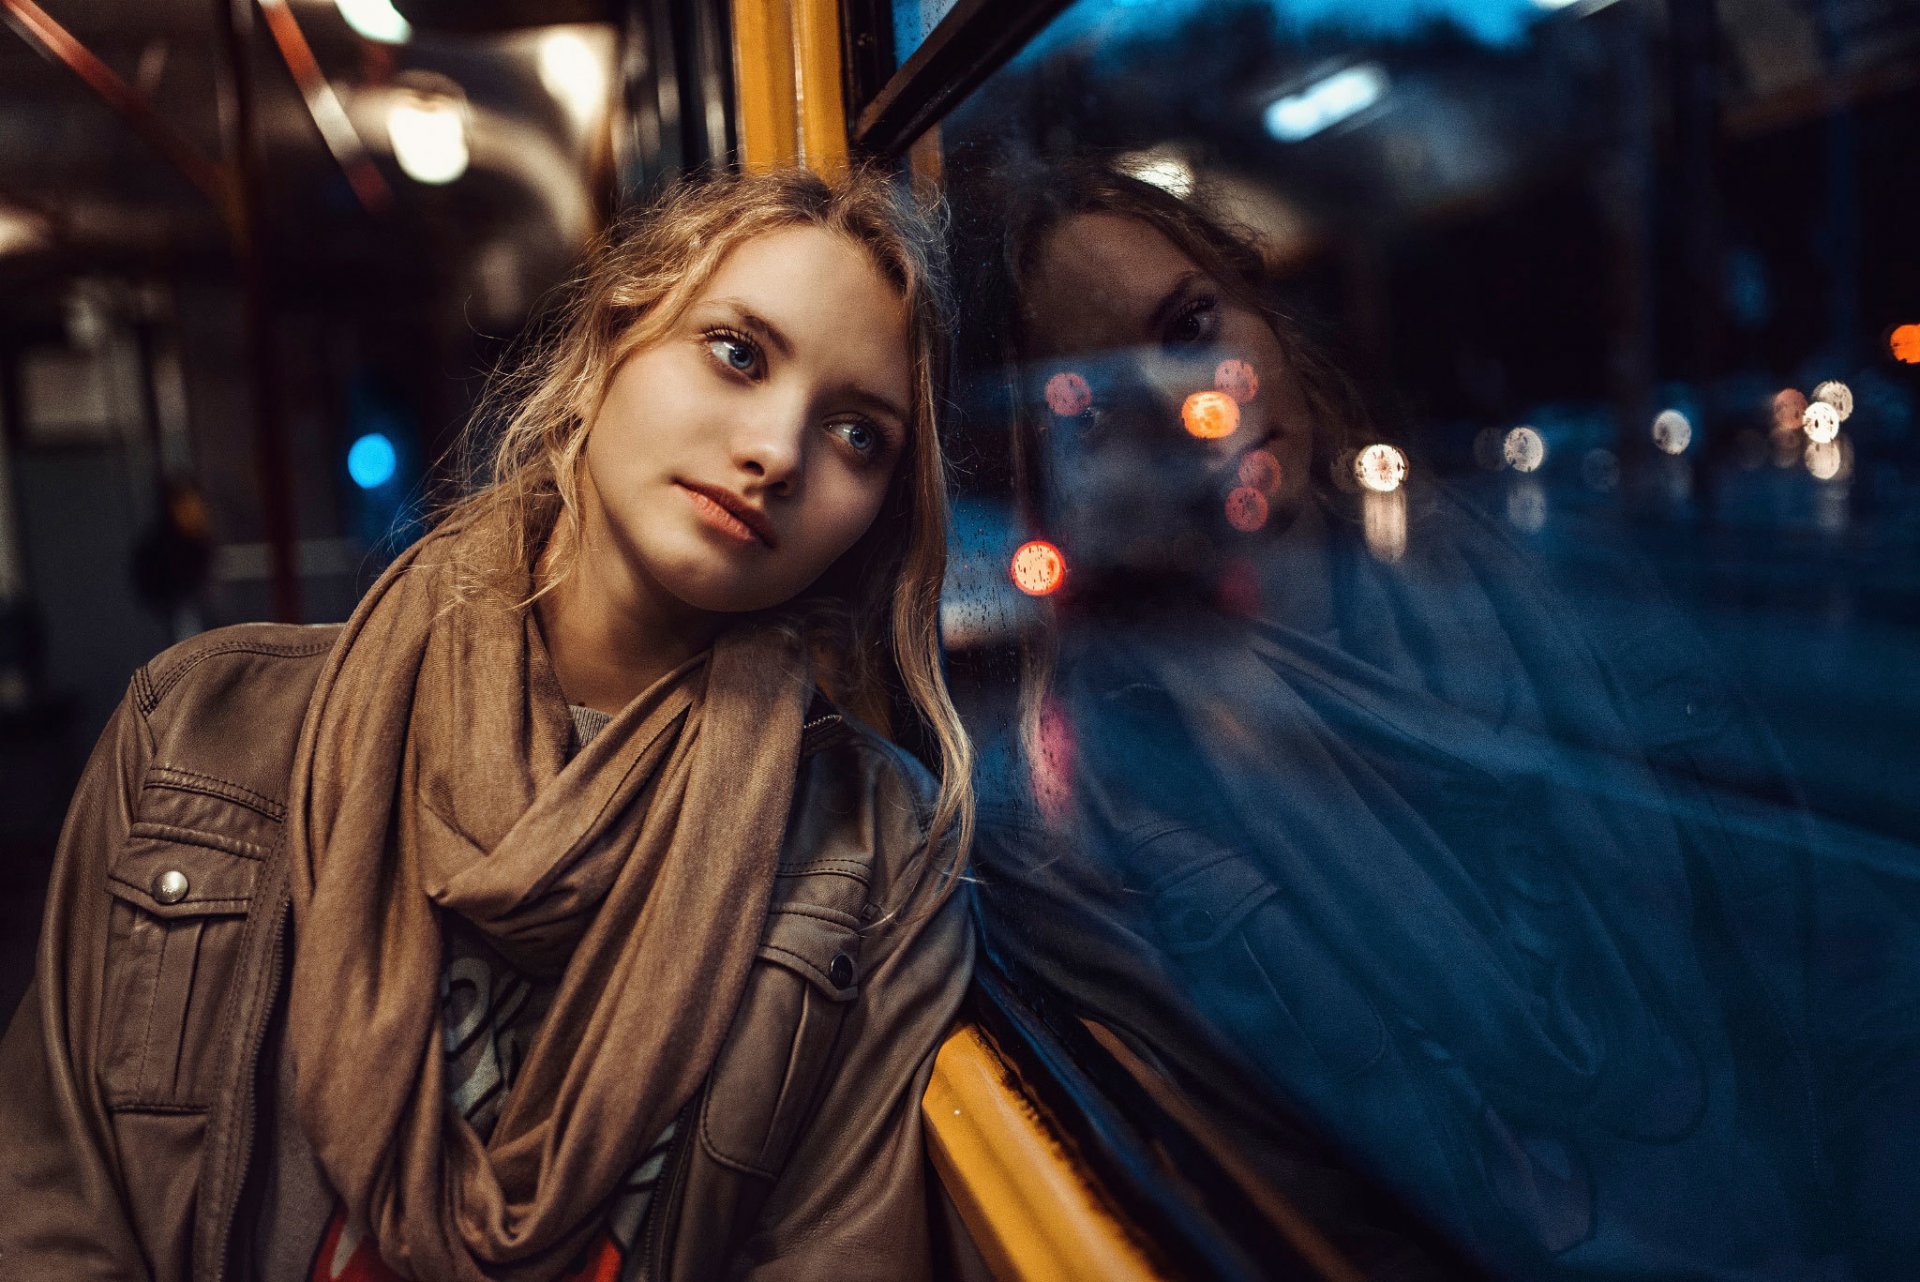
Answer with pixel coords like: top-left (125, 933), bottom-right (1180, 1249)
top-left (1237, 447), bottom-right (1283, 494)
top-left (1771, 388), bottom-right (1808, 435)
top-left (1214, 358), bottom-right (1260, 404)
top-left (1892, 325), bottom-right (1920, 365)
top-left (1224, 485), bottom-right (1269, 533)
top-left (1182, 390), bottom-right (1240, 440)
top-left (1010, 539), bottom-right (1066, 596)
top-left (1044, 371), bottom-right (1092, 417)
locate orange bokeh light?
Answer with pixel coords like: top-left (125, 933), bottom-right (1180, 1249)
top-left (1237, 447), bottom-right (1283, 494)
top-left (1224, 485), bottom-right (1269, 533)
top-left (1182, 390), bottom-right (1240, 440)
top-left (1010, 540), bottom-right (1066, 596)
top-left (1044, 371), bottom-right (1092, 417)
top-left (1214, 358), bottom-right (1260, 404)
top-left (1892, 325), bottom-right (1920, 365)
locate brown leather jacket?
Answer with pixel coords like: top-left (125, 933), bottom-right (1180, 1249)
top-left (0, 623), bottom-right (972, 1282)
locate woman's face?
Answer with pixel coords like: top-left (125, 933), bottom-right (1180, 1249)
top-left (1021, 212), bottom-right (1313, 580)
top-left (581, 225), bottom-right (912, 616)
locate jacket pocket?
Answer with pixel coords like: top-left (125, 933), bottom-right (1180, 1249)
top-left (97, 772), bottom-right (276, 1109)
top-left (699, 904), bottom-right (863, 1179)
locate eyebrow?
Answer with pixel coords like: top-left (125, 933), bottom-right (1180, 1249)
top-left (708, 298), bottom-right (909, 427)
top-left (841, 385), bottom-right (910, 428)
top-left (711, 302), bottom-right (794, 360)
top-left (1146, 270), bottom-right (1206, 336)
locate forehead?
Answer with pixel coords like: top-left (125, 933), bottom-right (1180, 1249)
top-left (1022, 212), bottom-right (1198, 361)
top-left (695, 225), bottom-right (911, 388)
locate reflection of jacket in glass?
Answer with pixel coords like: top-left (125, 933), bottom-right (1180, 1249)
top-left (975, 485), bottom-right (1918, 1281)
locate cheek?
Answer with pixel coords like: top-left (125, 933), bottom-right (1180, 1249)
top-left (803, 470), bottom-right (894, 568)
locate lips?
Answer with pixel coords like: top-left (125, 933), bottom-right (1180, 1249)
top-left (678, 480), bottom-right (777, 549)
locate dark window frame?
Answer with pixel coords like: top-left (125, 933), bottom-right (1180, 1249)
top-left (844, 0), bottom-right (1074, 159)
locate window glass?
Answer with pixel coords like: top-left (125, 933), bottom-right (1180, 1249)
top-left (936, 1), bottom-right (1920, 1276)
top-left (891, 0), bottom-right (962, 66)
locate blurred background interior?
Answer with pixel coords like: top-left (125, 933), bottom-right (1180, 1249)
top-left (1, 0), bottom-right (1917, 1276)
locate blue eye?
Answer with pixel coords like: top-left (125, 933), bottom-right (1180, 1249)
top-left (705, 331), bottom-right (761, 374)
top-left (830, 419), bottom-right (879, 456)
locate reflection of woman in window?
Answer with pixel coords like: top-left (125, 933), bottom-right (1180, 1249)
top-left (952, 159), bottom-right (1916, 1280)
top-left (0, 169), bottom-right (974, 1282)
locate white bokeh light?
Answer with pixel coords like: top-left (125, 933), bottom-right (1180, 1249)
top-left (1652, 409), bottom-right (1692, 455)
top-left (1811, 380), bottom-right (1853, 422)
top-left (1802, 400), bottom-right (1840, 444)
top-left (539, 30), bottom-right (610, 128)
top-left (1354, 442), bottom-right (1409, 493)
top-left (334, 0), bottom-right (411, 43)
top-left (387, 81), bottom-right (469, 185)
top-left (1503, 426), bottom-right (1546, 472)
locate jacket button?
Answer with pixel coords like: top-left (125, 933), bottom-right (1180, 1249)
top-left (828, 953), bottom-right (855, 988)
top-left (152, 869), bottom-right (190, 905)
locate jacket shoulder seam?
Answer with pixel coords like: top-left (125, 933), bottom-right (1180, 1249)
top-left (140, 638), bottom-right (335, 714)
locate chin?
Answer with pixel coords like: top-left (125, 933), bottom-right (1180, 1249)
top-left (653, 563), bottom-right (798, 616)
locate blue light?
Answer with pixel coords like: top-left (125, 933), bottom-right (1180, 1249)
top-left (1264, 64), bottom-right (1390, 143)
top-left (347, 432), bottom-right (397, 489)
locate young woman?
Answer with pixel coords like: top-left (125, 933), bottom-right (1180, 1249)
top-left (949, 158), bottom-right (1919, 1279)
top-left (0, 167), bottom-right (974, 1282)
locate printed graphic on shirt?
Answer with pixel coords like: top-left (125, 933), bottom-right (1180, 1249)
top-left (306, 929), bottom-right (678, 1282)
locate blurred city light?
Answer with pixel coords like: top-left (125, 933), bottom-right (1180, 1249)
top-left (1508, 479), bottom-right (1547, 532)
top-left (539, 30), bottom-right (609, 127)
top-left (1116, 148), bottom-right (1194, 198)
top-left (1772, 388), bottom-right (1809, 434)
top-left (0, 208), bottom-right (50, 258)
top-left (1182, 390), bottom-right (1240, 440)
top-left (1892, 324), bottom-right (1920, 365)
top-left (1354, 442), bottom-right (1409, 493)
top-left (1363, 489), bottom-right (1407, 562)
top-left (1044, 371), bottom-right (1092, 417)
top-left (1225, 485), bottom-right (1269, 532)
top-left (387, 81), bottom-right (469, 185)
top-left (1812, 380), bottom-right (1854, 422)
top-left (334, 0), bottom-right (411, 43)
top-left (1214, 358), bottom-right (1259, 403)
top-left (1802, 400), bottom-right (1840, 444)
top-left (1010, 540), bottom-right (1066, 596)
top-left (1652, 409), bottom-right (1692, 455)
top-left (1503, 425), bottom-right (1545, 472)
top-left (1805, 438), bottom-right (1846, 481)
top-left (1238, 447), bottom-right (1283, 493)
top-left (1264, 64), bottom-right (1389, 143)
top-left (347, 432), bottom-right (397, 489)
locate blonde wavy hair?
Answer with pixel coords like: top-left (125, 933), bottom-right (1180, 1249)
top-left (442, 166), bottom-right (973, 890)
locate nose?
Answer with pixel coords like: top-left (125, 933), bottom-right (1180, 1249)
top-left (731, 401), bottom-right (806, 495)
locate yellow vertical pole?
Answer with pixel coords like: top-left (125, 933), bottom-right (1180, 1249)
top-left (731, 0), bottom-right (798, 170)
top-left (790, 0), bottom-right (848, 176)
top-left (731, 0), bottom-right (847, 175)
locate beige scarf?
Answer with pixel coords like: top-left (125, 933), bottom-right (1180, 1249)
top-left (286, 511), bottom-right (809, 1280)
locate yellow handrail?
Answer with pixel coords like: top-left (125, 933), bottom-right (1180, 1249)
top-left (922, 1022), bottom-right (1170, 1281)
